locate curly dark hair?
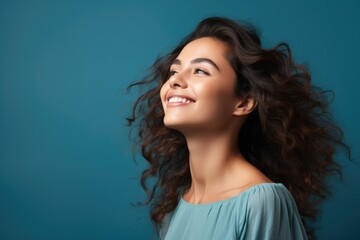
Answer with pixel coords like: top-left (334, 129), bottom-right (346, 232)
top-left (127, 16), bottom-right (351, 238)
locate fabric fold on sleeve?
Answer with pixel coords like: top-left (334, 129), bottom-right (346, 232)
top-left (239, 184), bottom-right (308, 240)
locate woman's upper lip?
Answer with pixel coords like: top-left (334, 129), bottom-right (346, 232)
top-left (166, 93), bottom-right (196, 102)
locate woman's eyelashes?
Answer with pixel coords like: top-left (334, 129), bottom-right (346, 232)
top-left (168, 68), bottom-right (210, 78)
top-left (194, 68), bottom-right (209, 75)
top-left (169, 70), bottom-right (178, 76)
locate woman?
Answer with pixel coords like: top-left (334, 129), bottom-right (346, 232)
top-left (128, 17), bottom-right (350, 239)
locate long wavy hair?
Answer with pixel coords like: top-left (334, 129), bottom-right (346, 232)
top-left (128, 17), bottom-right (350, 238)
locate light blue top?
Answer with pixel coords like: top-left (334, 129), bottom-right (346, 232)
top-left (161, 183), bottom-right (308, 240)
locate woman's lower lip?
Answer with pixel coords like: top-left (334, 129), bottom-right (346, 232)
top-left (167, 102), bottom-right (193, 106)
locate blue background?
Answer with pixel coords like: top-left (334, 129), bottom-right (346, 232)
top-left (1, 0), bottom-right (359, 239)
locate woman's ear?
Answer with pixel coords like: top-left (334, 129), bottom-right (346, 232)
top-left (233, 97), bottom-right (257, 116)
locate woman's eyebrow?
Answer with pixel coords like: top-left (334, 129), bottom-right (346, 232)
top-left (171, 58), bottom-right (220, 71)
top-left (172, 59), bottom-right (182, 66)
top-left (191, 58), bottom-right (220, 71)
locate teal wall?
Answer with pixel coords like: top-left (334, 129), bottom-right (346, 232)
top-left (1, 0), bottom-right (359, 239)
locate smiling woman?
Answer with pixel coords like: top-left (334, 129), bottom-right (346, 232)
top-left (128, 17), bottom-right (350, 240)
top-left (160, 37), bottom-right (246, 134)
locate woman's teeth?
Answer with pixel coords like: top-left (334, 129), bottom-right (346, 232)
top-left (168, 97), bottom-right (192, 104)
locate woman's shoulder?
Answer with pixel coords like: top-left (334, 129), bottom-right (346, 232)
top-left (220, 182), bottom-right (301, 225)
top-left (238, 183), bottom-right (308, 239)
top-left (244, 182), bottom-right (293, 200)
top-left (220, 182), bottom-right (292, 203)
top-left (241, 182), bottom-right (298, 212)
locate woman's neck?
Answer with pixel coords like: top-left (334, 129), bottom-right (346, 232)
top-left (184, 130), bottom-right (248, 204)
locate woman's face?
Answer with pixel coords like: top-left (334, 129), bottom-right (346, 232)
top-left (160, 37), bottom-right (241, 134)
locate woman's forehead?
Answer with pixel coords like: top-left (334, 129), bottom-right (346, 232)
top-left (175, 37), bottom-right (231, 66)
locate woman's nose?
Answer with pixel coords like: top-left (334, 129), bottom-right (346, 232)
top-left (169, 73), bottom-right (187, 89)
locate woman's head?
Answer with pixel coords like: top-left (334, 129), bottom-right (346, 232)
top-left (128, 16), bottom-right (350, 238)
top-left (155, 16), bottom-right (297, 139)
top-left (160, 36), bottom-right (257, 135)
top-left (157, 16), bottom-right (276, 137)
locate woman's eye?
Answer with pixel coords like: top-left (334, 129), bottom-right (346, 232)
top-left (169, 70), bottom-right (178, 76)
top-left (194, 69), bottom-right (209, 75)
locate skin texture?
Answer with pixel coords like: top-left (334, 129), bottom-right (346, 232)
top-left (160, 37), bottom-right (271, 204)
